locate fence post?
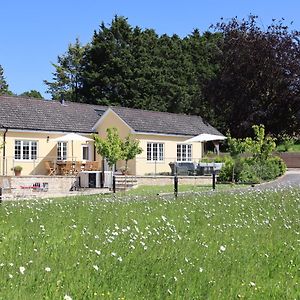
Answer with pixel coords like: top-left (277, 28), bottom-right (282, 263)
top-left (212, 170), bottom-right (216, 190)
top-left (174, 175), bottom-right (178, 198)
top-left (0, 187), bottom-right (2, 203)
top-left (112, 175), bottom-right (116, 193)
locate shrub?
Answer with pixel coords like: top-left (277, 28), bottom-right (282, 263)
top-left (218, 156), bottom-right (243, 182)
top-left (229, 156), bottom-right (286, 183)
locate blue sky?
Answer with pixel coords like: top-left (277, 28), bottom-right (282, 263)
top-left (1, 0), bottom-right (299, 98)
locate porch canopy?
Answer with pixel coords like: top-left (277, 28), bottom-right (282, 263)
top-left (52, 133), bottom-right (94, 160)
top-left (184, 133), bottom-right (226, 155)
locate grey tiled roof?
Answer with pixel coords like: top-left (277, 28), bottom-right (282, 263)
top-left (0, 95), bottom-right (223, 137)
top-left (0, 96), bottom-right (106, 133)
top-left (111, 106), bottom-right (223, 136)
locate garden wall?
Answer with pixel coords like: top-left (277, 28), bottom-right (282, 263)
top-left (136, 175), bottom-right (212, 186)
top-left (277, 152), bottom-right (300, 168)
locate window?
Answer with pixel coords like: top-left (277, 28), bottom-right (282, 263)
top-left (177, 144), bottom-right (192, 161)
top-left (147, 142), bottom-right (164, 161)
top-left (82, 144), bottom-right (91, 161)
top-left (14, 140), bottom-right (37, 160)
top-left (57, 142), bottom-right (67, 161)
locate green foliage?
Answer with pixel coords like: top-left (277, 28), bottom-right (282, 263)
top-left (220, 125), bottom-right (285, 183)
top-left (12, 165), bottom-right (23, 172)
top-left (200, 155), bottom-right (228, 163)
top-left (277, 133), bottom-right (296, 152)
top-left (220, 155), bottom-right (286, 184)
top-left (244, 125), bottom-right (276, 161)
top-left (46, 16), bottom-right (219, 115)
top-left (0, 65), bottom-right (13, 95)
top-left (93, 128), bottom-right (123, 168)
top-left (218, 156), bottom-right (235, 182)
top-left (94, 128), bottom-right (143, 171)
top-left (44, 15), bottom-right (300, 137)
top-left (19, 90), bottom-right (43, 99)
top-left (0, 189), bottom-right (299, 298)
top-left (44, 38), bottom-right (85, 101)
top-left (121, 135), bottom-right (143, 172)
top-left (226, 132), bottom-right (245, 158)
top-left (206, 15), bottom-right (300, 137)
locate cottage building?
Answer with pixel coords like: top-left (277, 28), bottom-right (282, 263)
top-left (0, 95), bottom-right (223, 176)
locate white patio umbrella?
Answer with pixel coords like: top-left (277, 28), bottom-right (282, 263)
top-left (52, 133), bottom-right (94, 161)
top-left (184, 133), bottom-right (226, 143)
top-left (184, 133), bottom-right (226, 155)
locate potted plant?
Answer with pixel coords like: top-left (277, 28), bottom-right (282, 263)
top-left (12, 165), bottom-right (23, 176)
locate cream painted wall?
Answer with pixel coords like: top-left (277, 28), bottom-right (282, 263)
top-left (134, 134), bottom-right (202, 175)
top-left (0, 110), bottom-right (204, 176)
top-left (94, 110), bottom-right (203, 176)
top-left (0, 131), bottom-right (94, 176)
top-left (95, 110), bottom-right (136, 174)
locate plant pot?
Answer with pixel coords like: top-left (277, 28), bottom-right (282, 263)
top-left (14, 171), bottom-right (21, 176)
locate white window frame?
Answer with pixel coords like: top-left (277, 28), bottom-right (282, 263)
top-left (81, 144), bottom-right (91, 161)
top-left (177, 144), bottom-right (192, 162)
top-left (14, 140), bottom-right (38, 161)
top-left (57, 142), bottom-right (67, 161)
top-left (147, 142), bottom-right (164, 162)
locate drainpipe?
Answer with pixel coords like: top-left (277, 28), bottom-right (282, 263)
top-left (2, 128), bottom-right (8, 176)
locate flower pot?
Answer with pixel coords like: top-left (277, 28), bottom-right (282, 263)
top-left (14, 170), bottom-right (21, 176)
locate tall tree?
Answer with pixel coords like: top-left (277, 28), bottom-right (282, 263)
top-left (81, 16), bottom-right (135, 106)
top-left (0, 65), bottom-right (12, 95)
top-left (44, 38), bottom-right (85, 101)
top-left (205, 16), bottom-right (300, 137)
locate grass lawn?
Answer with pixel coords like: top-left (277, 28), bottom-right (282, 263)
top-left (276, 143), bottom-right (300, 152)
top-left (0, 188), bottom-right (299, 299)
top-left (125, 183), bottom-right (248, 196)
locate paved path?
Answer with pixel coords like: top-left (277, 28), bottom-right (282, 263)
top-left (251, 169), bottom-right (300, 191)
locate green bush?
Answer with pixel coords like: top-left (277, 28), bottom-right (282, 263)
top-left (219, 156), bottom-right (286, 183)
top-left (218, 156), bottom-right (244, 182)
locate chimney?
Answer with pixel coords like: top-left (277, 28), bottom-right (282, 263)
top-left (60, 94), bottom-right (65, 105)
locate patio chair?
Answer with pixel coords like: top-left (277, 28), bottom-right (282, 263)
top-left (91, 161), bottom-right (100, 171)
top-left (83, 161), bottom-right (93, 171)
top-left (73, 161), bottom-right (83, 175)
top-left (61, 161), bottom-right (73, 176)
top-left (45, 161), bottom-right (56, 176)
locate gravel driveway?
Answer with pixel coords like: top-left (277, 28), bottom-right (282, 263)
top-left (251, 169), bottom-right (300, 191)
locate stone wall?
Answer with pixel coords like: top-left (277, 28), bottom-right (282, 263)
top-left (1, 175), bottom-right (78, 199)
top-left (135, 175), bottom-right (212, 186)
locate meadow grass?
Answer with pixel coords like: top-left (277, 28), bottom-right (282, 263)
top-left (0, 188), bottom-right (299, 299)
top-left (125, 183), bottom-right (248, 196)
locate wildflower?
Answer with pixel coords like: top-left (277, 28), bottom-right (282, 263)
top-left (64, 295), bottom-right (72, 300)
top-left (19, 266), bottom-right (25, 274)
top-left (93, 265), bottom-right (99, 271)
top-left (8, 274), bottom-right (13, 279)
top-left (117, 256), bottom-right (123, 262)
top-left (95, 250), bottom-right (101, 255)
top-left (220, 245), bottom-right (226, 252)
top-left (199, 267), bottom-right (204, 272)
top-left (111, 252), bottom-right (116, 257)
top-left (45, 267), bottom-right (51, 272)
top-left (250, 281), bottom-right (256, 287)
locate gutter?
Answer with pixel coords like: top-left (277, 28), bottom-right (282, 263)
top-left (2, 128), bottom-right (8, 176)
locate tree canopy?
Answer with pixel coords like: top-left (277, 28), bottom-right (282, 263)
top-left (20, 90), bottom-right (43, 99)
top-left (45, 15), bottom-right (300, 137)
top-left (205, 15), bottom-right (300, 137)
